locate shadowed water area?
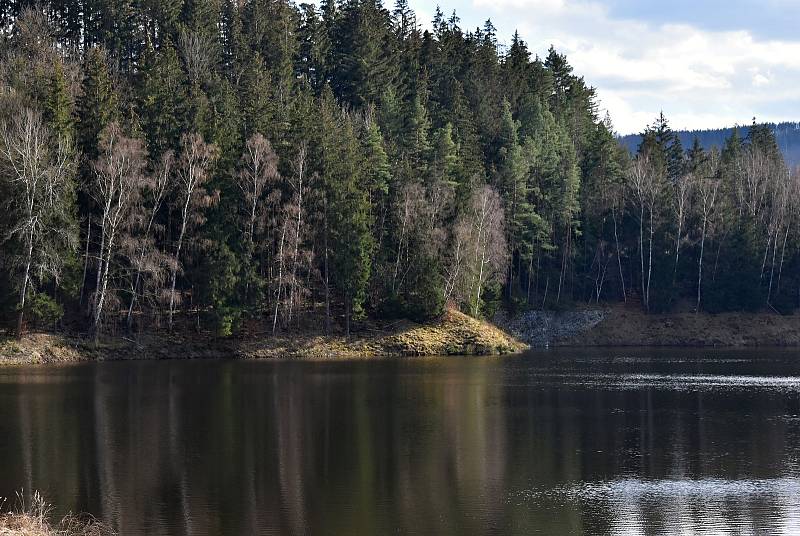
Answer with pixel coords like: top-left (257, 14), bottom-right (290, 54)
top-left (2, 349), bottom-right (800, 535)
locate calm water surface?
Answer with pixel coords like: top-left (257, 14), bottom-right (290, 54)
top-left (2, 349), bottom-right (800, 535)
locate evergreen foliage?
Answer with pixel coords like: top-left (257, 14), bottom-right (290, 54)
top-left (0, 1), bottom-right (797, 340)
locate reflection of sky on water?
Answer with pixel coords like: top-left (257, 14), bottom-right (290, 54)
top-left (515, 477), bottom-right (800, 535)
top-left (5, 351), bottom-right (800, 534)
top-left (517, 372), bottom-right (800, 393)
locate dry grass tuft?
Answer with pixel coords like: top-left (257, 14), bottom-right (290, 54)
top-left (0, 491), bottom-right (113, 536)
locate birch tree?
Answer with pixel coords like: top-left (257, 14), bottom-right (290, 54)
top-left (236, 132), bottom-right (280, 302)
top-left (125, 150), bottom-right (174, 330)
top-left (90, 122), bottom-right (148, 339)
top-left (695, 153), bottom-right (721, 311)
top-left (168, 133), bottom-right (219, 330)
top-left (270, 150), bottom-right (314, 334)
top-left (672, 171), bottom-right (693, 285)
top-left (236, 133), bottom-right (280, 258)
top-left (628, 154), bottom-right (663, 312)
top-left (286, 143), bottom-right (312, 324)
top-left (448, 186), bottom-right (508, 317)
top-left (0, 107), bottom-right (76, 338)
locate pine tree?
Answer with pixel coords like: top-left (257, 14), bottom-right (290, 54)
top-left (138, 44), bottom-right (188, 156)
top-left (76, 47), bottom-right (118, 163)
top-left (43, 58), bottom-right (74, 140)
top-left (297, 3), bottom-right (331, 93)
top-left (238, 52), bottom-right (275, 141)
top-left (329, 0), bottom-right (396, 108)
top-left (493, 100), bottom-right (532, 296)
top-left (319, 92), bottom-right (374, 335)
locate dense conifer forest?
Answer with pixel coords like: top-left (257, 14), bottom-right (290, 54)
top-left (0, 0), bottom-right (797, 341)
top-left (620, 122), bottom-right (800, 168)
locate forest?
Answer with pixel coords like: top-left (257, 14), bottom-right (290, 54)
top-left (620, 122), bottom-right (800, 169)
top-left (0, 0), bottom-right (797, 341)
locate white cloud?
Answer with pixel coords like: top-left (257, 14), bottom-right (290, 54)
top-left (475, 0), bottom-right (800, 133)
top-left (752, 73), bottom-right (771, 87)
top-left (472, 0), bottom-right (568, 11)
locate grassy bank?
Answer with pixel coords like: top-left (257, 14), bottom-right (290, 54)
top-left (0, 309), bottom-right (526, 365)
top-left (0, 492), bottom-right (112, 536)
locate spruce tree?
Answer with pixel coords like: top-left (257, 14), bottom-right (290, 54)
top-left (319, 92), bottom-right (374, 335)
top-left (44, 58), bottom-right (74, 140)
top-left (76, 47), bottom-right (118, 163)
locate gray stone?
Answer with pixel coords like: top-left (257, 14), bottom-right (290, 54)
top-left (495, 309), bottom-right (608, 347)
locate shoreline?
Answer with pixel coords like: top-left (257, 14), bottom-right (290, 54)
top-left (4, 307), bottom-right (800, 366)
top-left (498, 307), bottom-right (800, 348)
top-left (0, 309), bottom-right (526, 366)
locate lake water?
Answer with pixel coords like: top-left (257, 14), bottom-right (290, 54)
top-left (2, 349), bottom-right (800, 535)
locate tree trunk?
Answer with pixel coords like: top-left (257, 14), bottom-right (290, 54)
top-left (612, 209), bottom-right (626, 302)
top-left (767, 226), bottom-right (780, 304)
top-left (288, 169), bottom-right (304, 324)
top-left (127, 205), bottom-right (162, 331)
top-left (16, 230), bottom-right (34, 340)
top-left (638, 205), bottom-right (646, 311)
top-left (345, 300), bottom-right (351, 339)
top-left (697, 218), bottom-right (706, 312)
top-left (168, 210), bottom-right (189, 332)
top-left (557, 227), bottom-right (569, 304)
top-left (646, 209), bottom-right (654, 313)
top-left (93, 232), bottom-right (116, 343)
top-left (526, 250), bottom-right (534, 304)
top-left (93, 211), bottom-right (109, 316)
top-left (778, 223), bottom-right (790, 288)
top-left (324, 198), bottom-right (331, 335)
top-left (673, 219), bottom-right (682, 286)
top-left (79, 215), bottom-right (91, 306)
top-left (392, 197), bottom-right (409, 293)
top-left (272, 219), bottom-right (288, 335)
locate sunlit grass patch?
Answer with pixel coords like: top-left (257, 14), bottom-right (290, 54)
top-left (0, 491), bottom-right (113, 536)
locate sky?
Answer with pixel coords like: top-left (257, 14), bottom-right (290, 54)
top-left (320, 0), bottom-right (800, 135)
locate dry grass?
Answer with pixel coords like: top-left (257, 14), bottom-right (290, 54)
top-left (0, 335), bottom-right (85, 365)
top-left (382, 309), bottom-right (527, 356)
top-left (0, 492), bottom-right (113, 536)
top-left (243, 308), bottom-right (527, 358)
top-left (0, 308), bottom-right (527, 364)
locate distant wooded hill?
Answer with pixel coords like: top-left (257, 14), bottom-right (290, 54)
top-left (619, 122), bottom-right (800, 168)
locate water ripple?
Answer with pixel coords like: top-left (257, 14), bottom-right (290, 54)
top-left (524, 372), bottom-right (800, 392)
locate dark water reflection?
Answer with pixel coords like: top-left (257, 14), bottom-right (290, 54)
top-left (2, 348), bottom-right (800, 535)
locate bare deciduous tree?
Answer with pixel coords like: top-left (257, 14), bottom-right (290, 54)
top-left (125, 150), bottom-right (174, 330)
top-left (447, 185), bottom-right (508, 317)
top-left (90, 122), bottom-right (148, 340)
top-left (286, 144), bottom-right (311, 324)
top-left (168, 133), bottom-right (219, 330)
top-left (272, 145), bottom-right (315, 332)
top-left (236, 132), bottom-right (280, 261)
top-left (695, 153), bottom-right (721, 312)
top-left (179, 30), bottom-right (214, 84)
top-left (672, 171), bottom-right (694, 284)
top-left (0, 107), bottom-right (75, 338)
top-left (628, 153), bottom-right (663, 312)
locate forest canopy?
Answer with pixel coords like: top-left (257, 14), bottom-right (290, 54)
top-left (0, 0), bottom-right (796, 340)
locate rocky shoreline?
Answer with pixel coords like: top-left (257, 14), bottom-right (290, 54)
top-left (497, 307), bottom-right (800, 348)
